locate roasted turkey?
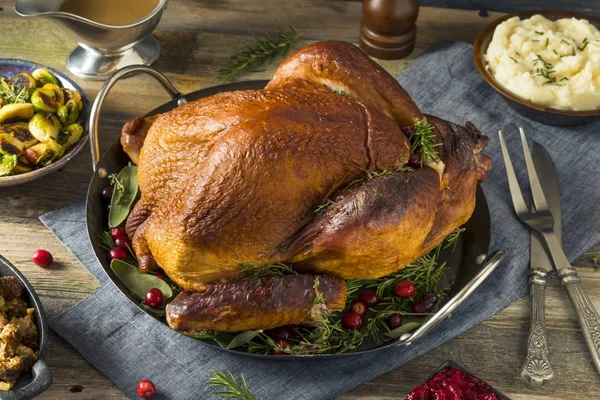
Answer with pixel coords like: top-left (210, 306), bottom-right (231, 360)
top-left (120, 41), bottom-right (491, 333)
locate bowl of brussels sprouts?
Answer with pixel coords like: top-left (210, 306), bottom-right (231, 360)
top-left (0, 59), bottom-right (89, 187)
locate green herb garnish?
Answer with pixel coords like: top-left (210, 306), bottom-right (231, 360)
top-left (535, 30), bottom-right (544, 35)
top-left (207, 371), bottom-right (260, 400)
top-left (239, 262), bottom-right (296, 279)
top-left (218, 27), bottom-right (298, 82)
top-left (593, 256), bottom-right (600, 272)
top-left (409, 119), bottom-right (441, 167)
top-left (531, 39), bottom-right (540, 42)
top-left (333, 90), bottom-right (349, 96)
top-left (577, 37), bottom-right (589, 51)
top-left (0, 79), bottom-right (28, 104)
top-left (545, 38), bottom-right (549, 48)
top-left (561, 39), bottom-right (571, 46)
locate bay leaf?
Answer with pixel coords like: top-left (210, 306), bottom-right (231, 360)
top-left (226, 330), bottom-right (260, 349)
top-left (385, 321), bottom-right (423, 339)
top-left (110, 259), bottom-right (173, 301)
top-left (108, 165), bottom-right (139, 228)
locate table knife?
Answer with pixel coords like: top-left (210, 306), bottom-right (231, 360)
top-left (531, 142), bottom-right (600, 377)
top-left (520, 144), bottom-right (560, 386)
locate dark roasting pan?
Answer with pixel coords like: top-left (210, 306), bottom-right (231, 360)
top-left (85, 66), bottom-right (505, 359)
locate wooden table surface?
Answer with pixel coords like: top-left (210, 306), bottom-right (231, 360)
top-left (0, 0), bottom-right (599, 399)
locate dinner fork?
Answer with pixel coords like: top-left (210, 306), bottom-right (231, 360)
top-left (499, 128), bottom-right (600, 378)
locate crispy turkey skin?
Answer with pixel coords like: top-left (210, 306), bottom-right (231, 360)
top-left (119, 41), bottom-right (491, 333)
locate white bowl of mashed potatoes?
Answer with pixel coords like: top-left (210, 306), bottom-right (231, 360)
top-left (474, 10), bottom-right (600, 126)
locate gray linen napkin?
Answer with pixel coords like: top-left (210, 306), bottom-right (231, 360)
top-left (40, 41), bottom-right (600, 400)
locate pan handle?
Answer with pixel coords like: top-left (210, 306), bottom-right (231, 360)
top-left (395, 249), bottom-right (506, 346)
top-left (88, 65), bottom-right (188, 177)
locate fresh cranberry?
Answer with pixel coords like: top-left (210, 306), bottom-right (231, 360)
top-left (114, 236), bottom-right (132, 251)
top-left (401, 125), bottom-right (413, 137)
top-left (101, 186), bottom-right (114, 202)
top-left (350, 301), bottom-right (367, 316)
top-left (271, 327), bottom-right (290, 341)
top-left (136, 379), bottom-right (156, 399)
top-left (408, 153), bottom-right (422, 169)
top-left (394, 280), bottom-right (415, 297)
top-left (273, 339), bottom-right (290, 355)
top-left (32, 249), bottom-right (53, 267)
top-left (386, 313), bottom-right (403, 329)
top-left (359, 291), bottom-right (378, 307)
top-left (109, 247), bottom-right (127, 262)
top-left (109, 226), bottom-right (127, 239)
top-left (412, 292), bottom-right (437, 313)
top-left (154, 274), bottom-right (165, 280)
top-left (342, 313), bottom-right (362, 330)
top-left (405, 386), bottom-right (428, 400)
top-left (145, 288), bottom-right (164, 308)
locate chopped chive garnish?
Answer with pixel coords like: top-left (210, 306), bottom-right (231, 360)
top-left (515, 51), bottom-right (520, 56)
top-left (531, 39), bottom-right (540, 42)
top-left (560, 76), bottom-right (569, 81)
top-left (535, 30), bottom-right (544, 35)
top-left (553, 49), bottom-right (559, 55)
top-left (545, 38), bottom-right (549, 47)
top-left (561, 39), bottom-right (570, 45)
top-left (509, 56), bottom-right (518, 63)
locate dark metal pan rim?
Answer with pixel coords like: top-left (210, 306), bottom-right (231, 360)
top-left (85, 67), bottom-right (499, 359)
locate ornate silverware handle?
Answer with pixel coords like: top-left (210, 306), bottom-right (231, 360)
top-left (558, 266), bottom-right (600, 374)
top-left (521, 268), bottom-right (554, 386)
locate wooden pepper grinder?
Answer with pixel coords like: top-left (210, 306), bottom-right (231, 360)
top-left (360, 0), bottom-right (420, 59)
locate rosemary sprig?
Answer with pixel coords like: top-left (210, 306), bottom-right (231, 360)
top-left (218, 27), bottom-right (298, 81)
top-left (207, 371), bottom-right (260, 400)
top-left (409, 118), bottom-right (441, 166)
top-left (239, 262), bottom-right (296, 280)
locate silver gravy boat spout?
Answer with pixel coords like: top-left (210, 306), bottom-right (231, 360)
top-left (14, 0), bottom-right (168, 80)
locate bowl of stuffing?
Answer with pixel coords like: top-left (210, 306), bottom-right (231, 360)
top-left (0, 255), bottom-right (51, 399)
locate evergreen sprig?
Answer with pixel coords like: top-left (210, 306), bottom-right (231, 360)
top-left (218, 27), bottom-right (298, 81)
top-left (207, 371), bottom-right (259, 400)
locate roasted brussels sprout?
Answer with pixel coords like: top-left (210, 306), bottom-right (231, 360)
top-left (32, 68), bottom-right (58, 86)
top-left (6, 73), bottom-right (37, 98)
top-left (27, 139), bottom-right (64, 166)
top-left (58, 123), bottom-right (84, 148)
top-left (57, 100), bottom-right (80, 126)
top-left (28, 112), bottom-right (61, 142)
top-left (0, 133), bottom-right (24, 155)
top-left (1, 123), bottom-right (38, 149)
top-left (0, 103), bottom-right (34, 123)
top-left (31, 84), bottom-right (65, 113)
top-left (62, 88), bottom-right (83, 111)
top-left (0, 153), bottom-right (17, 176)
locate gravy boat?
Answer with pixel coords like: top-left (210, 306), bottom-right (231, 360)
top-left (14, 0), bottom-right (168, 80)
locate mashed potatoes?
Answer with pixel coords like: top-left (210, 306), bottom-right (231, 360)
top-left (485, 14), bottom-right (600, 110)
